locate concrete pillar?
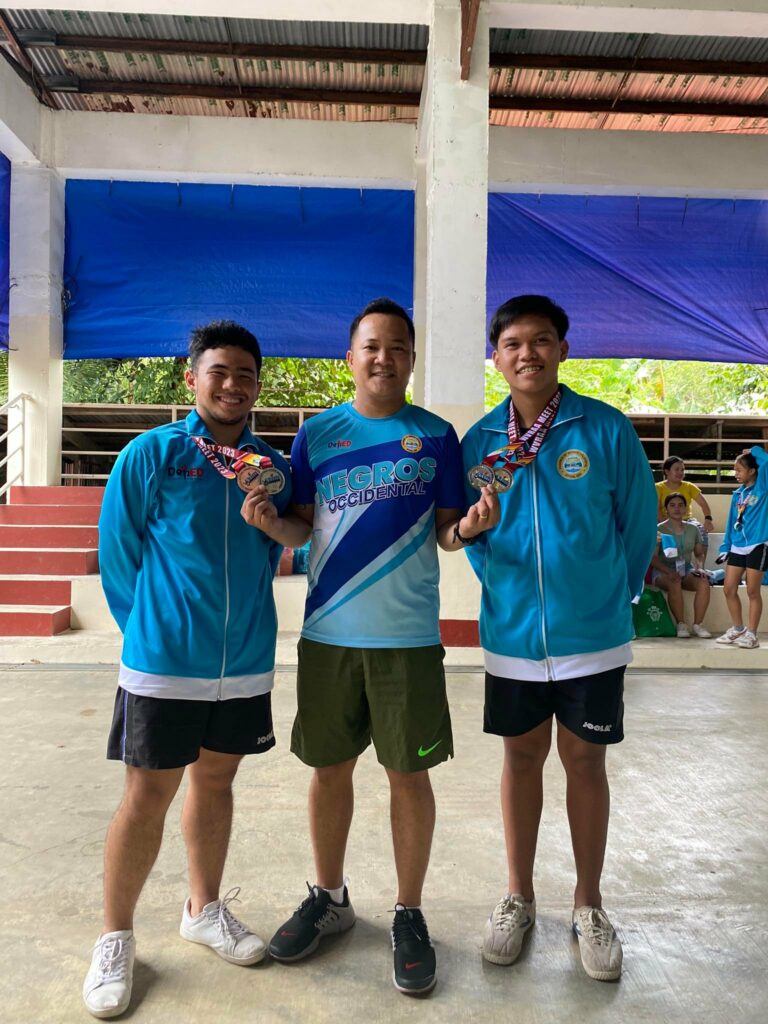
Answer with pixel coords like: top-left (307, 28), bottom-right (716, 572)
top-left (416, 0), bottom-right (488, 438)
top-left (7, 165), bottom-right (64, 487)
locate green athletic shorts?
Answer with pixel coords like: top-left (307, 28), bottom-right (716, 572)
top-left (291, 638), bottom-right (454, 773)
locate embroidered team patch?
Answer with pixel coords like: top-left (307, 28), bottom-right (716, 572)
top-left (401, 434), bottom-right (423, 453)
top-left (557, 449), bottom-right (590, 479)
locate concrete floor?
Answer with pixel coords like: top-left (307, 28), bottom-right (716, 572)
top-left (1, 661), bottom-right (767, 1024)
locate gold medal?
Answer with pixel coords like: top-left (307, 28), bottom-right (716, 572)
top-left (258, 467), bottom-right (286, 496)
top-left (493, 467), bottom-right (513, 492)
top-left (468, 464), bottom-right (495, 490)
top-left (236, 465), bottom-right (263, 493)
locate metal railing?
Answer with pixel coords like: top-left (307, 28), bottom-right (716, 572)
top-left (0, 393), bottom-right (30, 503)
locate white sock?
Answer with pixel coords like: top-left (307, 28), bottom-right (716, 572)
top-left (316, 883), bottom-right (345, 904)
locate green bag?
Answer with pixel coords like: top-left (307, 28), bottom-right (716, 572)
top-left (631, 587), bottom-right (676, 638)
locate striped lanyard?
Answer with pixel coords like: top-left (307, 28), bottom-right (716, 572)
top-left (483, 387), bottom-right (562, 478)
top-left (191, 435), bottom-right (272, 480)
top-left (735, 486), bottom-right (754, 531)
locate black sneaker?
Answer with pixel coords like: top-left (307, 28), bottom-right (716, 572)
top-left (391, 904), bottom-right (437, 995)
top-left (268, 883), bottom-right (355, 962)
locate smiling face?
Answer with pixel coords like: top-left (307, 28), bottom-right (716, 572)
top-left (492, 314), bottom-right (568, 408)
top-left (734, 458), bottom-right (757, 486)
top-left (346, 312), bottom-right (415, 417)
top-left (185, 345), bottom-right (261, 440)
top-left (665, 460), bottom-right (685, 486)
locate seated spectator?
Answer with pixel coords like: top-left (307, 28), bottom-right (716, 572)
top-left (656, 457), bottom-right (714, 545)
top-left (651, 492), bottom-right (711, 638)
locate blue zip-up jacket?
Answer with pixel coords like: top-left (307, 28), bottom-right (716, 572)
top-left (461, 386), bottom-right (657, 681)
top-left (720, 446), bottom-right (768, 554)
top-left (99, 409), bottom-right (291, 700)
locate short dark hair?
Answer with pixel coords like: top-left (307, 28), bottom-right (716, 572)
top-left (664, 491), bottom-right (687, 510)
top-left (736, 452), bottom-right (758, 472)
top-left (489, 294), bottom-right (569, 348)
top-left (349, 297), bottom-right (415, 349)
top-left (188, 320), bottom-right (262, 376)
top-left (662, 456), bottom-right (684, 475)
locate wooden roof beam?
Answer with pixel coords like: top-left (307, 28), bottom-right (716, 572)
top-left (45, 77), bottom-right (423, 108)
top-left (491, 53), bottom-right (768, 78)
top-left (23, 32), bottom-right (428, 66)
top-left (460, 0), bottom-right (480, 81)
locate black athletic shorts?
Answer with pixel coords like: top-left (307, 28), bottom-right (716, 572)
top-left (107, 688), bottom-right (276, 769)
top-left (727, 545), bottom-right (768, 572)
top-left (484, 665), bottom-right (625, 745)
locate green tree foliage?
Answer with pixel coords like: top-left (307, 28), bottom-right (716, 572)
top-left (485, 357), bottom-right (768, 415)
top-left (2, 350), bottom-right (767, 414)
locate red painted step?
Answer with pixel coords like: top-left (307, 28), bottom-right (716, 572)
top-left (0, 549), bottom-right (99, 575)
top-left (0, 578), bottom-right (72, 604)
top-left (0, 504), bottom-right (101, 525)
top-left (439, 619), bottom-right (480, 647)
top-left (0, 605), bottom-right (71, 636)
top-left (10, 485), bottom-right (105, 506)
top-left (0, 525), bottom-right (99, 548)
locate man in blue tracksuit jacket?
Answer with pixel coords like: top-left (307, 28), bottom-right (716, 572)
top-left (83, 321), bottom-right (291, 1020)
top-left (461, 295), bottom-right (656, 983)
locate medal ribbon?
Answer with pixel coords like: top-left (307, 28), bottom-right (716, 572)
top-left (482, 388), bottom-right (562, 478)
top-left (192, 435), bottom-right (272, 481)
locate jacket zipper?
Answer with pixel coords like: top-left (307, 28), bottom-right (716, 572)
top-left (531, 461), bottom-right (554, 682)
top-left (218, 480), bottom-right (230, 699)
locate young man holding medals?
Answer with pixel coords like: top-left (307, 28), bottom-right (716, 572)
top-left (461, 295), bottom-right (656, 982)
top-left (241, 297), bottom-right (498, 995)
top-left (84, 321), bottom-right (291, 1019)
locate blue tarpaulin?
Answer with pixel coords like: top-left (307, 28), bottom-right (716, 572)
top-left (487, 193), bottom-right (768, 363)
top-left (0, 153), bottom-right (9, 350)
top-left (63, 181), bottom-right (414, 359)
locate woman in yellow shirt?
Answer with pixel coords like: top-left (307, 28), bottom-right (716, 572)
top-left (655, 456), bottom-right (714, 536)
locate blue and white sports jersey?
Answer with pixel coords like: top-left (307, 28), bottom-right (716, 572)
top-left (291, 402), bottom-right (464, 648)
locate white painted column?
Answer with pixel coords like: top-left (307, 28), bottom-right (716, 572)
top-left (416, 0), bottom-right (488, 438)
top-left (7, 165), bottom-right (65, 486)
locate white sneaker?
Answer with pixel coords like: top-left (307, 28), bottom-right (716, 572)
top-left (572, 906), bottom-right (622, 981)
top-left (735, 630), bottom-right (760, 649)
top-left (691, 623), bottom-right (712, 638)
top-left (83, 930), bottom-right (135, 1019)
top-left (716, 626), bottom-right (747, 644)
top-left (482, 894), bottom-right (535, 965)
top-left (676, 622), bottom-right (691, 638)
top-left (180, 887), bottom-right (266, 965)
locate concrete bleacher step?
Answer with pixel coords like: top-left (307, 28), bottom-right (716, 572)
top-left (10, 486), bottom-right (105, 506)
top-left (0, 577), bottom-right (72, 604)
top-left (0, 548), bottom-right (99, 575)
top-left (0, 504), bottom-right (101, 525)
top-left (0, 525), bottom-right (100, 548)
top-left (0, 604), bottom-right (71, 636)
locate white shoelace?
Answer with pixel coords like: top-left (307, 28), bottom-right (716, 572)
top-left (577, 908), bottom-right (615, 947)
top-left (495, 896), bottom-right (529, 931)
top-left (91, 936), bottom-right (131, 983)
top-left (213, 887), bottom-right (250, 939)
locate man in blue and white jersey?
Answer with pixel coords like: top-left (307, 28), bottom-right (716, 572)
top-left (461, 295), bottom-right (657, 983)
top-left (83, 321), bottom-right (291, 1019)
top-left (241, 297), bottom-right (498, 994)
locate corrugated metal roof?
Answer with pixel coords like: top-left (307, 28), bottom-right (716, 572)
top-left (489, 108), bottom-right (768, 133)
top-left (491, 67), bottom-right (768, 107)
top-left (6, 11), bottom-right (767, 132)
top-left (56, 91), bottom-right (418, 123)
top-left (37, 48), bottom-right (423, 93)
top-left (8, 9), bottom-right (428, 50)
top-left (489, 29), bottom-right (768, 63)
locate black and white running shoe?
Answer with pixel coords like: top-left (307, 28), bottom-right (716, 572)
top-left (268, 883), bottom-right (355, 962)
